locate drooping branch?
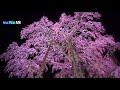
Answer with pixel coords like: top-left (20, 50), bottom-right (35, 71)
top-left (36, 41), bottom-right (52, 78)
top-left (52, 37), bottom-right (85, 78)
top-left (67, 38), bottom-right (85, 78)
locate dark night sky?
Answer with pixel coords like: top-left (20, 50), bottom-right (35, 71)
top-left (0, 0), bottom-right (120, 78)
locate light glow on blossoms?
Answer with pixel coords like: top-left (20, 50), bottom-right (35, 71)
top-left (0, 12), bottom-right (120, 78)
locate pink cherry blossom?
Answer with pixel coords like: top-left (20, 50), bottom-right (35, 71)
top-left (0, 12), bottom-right (120, 78)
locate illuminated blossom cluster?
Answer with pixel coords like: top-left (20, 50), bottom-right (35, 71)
top-left (0, 12), bottom-right (120, 78)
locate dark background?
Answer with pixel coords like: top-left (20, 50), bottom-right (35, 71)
top-left (0, 0), bottom-right (120, 78)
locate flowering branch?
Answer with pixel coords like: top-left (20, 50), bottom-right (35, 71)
top-left (36, 41), bottom-right (52, 78)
